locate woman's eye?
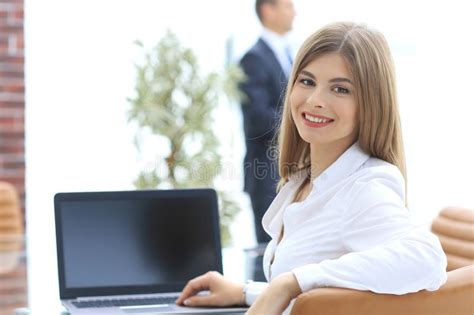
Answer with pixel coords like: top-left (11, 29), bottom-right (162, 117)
top-left (299, 78), bottom-right (315, 86)
top-left (334, 86), bottom-right (349, 94)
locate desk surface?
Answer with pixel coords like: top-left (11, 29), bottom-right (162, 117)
top-left (14, 309), bottom-right (246, 315)
top-left (5, 246), bottom-right (249, 315)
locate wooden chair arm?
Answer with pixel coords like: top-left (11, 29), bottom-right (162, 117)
top-left (291, 265), bottom-right (474, 315)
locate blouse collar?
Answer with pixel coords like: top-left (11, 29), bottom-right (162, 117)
top-left (289, 142), bottom-right (370, 193)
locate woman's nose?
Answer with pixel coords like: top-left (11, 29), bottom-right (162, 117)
top-left (306, 88), bottom-right (326, 108)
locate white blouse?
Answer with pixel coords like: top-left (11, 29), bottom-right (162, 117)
top-left (245, 143), bottom-right (447, 310)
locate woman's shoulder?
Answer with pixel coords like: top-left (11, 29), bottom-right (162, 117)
top-left (342, 157), bottom-right (406, 208)
top-left (355, 157), bottom-right (404, 185)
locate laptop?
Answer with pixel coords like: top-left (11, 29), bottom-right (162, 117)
top-left (54, 188), bottom-right (247, 314)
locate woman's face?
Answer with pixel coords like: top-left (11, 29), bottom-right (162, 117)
top-left (290, 53), bottom-right (358, 150)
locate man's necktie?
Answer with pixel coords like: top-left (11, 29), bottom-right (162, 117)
top-left (284, 45), bottom-right (293, 76)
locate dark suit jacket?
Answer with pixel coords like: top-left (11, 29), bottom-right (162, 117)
top-left (239, 38), bottom-right (288, 194)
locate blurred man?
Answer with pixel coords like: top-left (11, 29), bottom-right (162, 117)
top-left (240, 0), bottom-right (296, 245)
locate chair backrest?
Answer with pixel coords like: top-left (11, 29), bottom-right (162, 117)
top-left (0, 181), bottom-right (23, 275)
top-left (0, 183), bottom-right (27, 315)
top-left (0, 182), bottom-right (23, 251)
top-left (431, 207), bottom-right (474, 271)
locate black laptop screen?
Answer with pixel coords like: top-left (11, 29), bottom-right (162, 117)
top-left (55, 189), bottom-right (222, 298)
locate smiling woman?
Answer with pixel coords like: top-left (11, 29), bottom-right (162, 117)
top-left (175, 22), bottom-right (447, 315)
top-left (24, 0), bottom-right (474, 313)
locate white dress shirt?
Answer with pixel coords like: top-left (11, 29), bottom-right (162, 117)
top-left (261, 27), bottom-right (293, 77)
top-left (245, 143), bottom-right (447, 311)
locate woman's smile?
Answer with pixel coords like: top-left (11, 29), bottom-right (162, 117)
top-left (302, 112), bottom-right (334, 128)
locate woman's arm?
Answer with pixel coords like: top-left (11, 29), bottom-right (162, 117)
top-left (293, 172), bottom-right (447, 294)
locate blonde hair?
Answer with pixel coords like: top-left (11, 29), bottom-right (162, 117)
top-left (277, 22), bottom-right (406, 193)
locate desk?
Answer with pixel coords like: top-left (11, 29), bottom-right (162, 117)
top-left (14, 309), bottom-right (245, 315)
top-left (14, 309), bottom-right (246, 315)
top-left (10, 246), bottom-right (249, 315)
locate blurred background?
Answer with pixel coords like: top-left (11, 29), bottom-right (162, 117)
top-left (1, 0), bottom-right (473, 313)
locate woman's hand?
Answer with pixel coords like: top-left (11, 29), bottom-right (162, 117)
top-left (246, 272), bottom-right (301, 315)
top-left (176, 271), bottom-right (244, 307)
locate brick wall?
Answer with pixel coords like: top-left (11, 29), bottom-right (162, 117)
top-left (0, 0), bottom-right (25, 217)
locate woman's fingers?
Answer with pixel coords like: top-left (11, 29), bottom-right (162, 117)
top-left (182, 293), bottom-right (219, 307)
top-left (176, 273), bottom-right (212, 305)
top-left (176, 271), bottom-right (244, 307)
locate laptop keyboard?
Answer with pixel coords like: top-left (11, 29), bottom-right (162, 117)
top-left (72, 296), bottom-right (178, 308)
